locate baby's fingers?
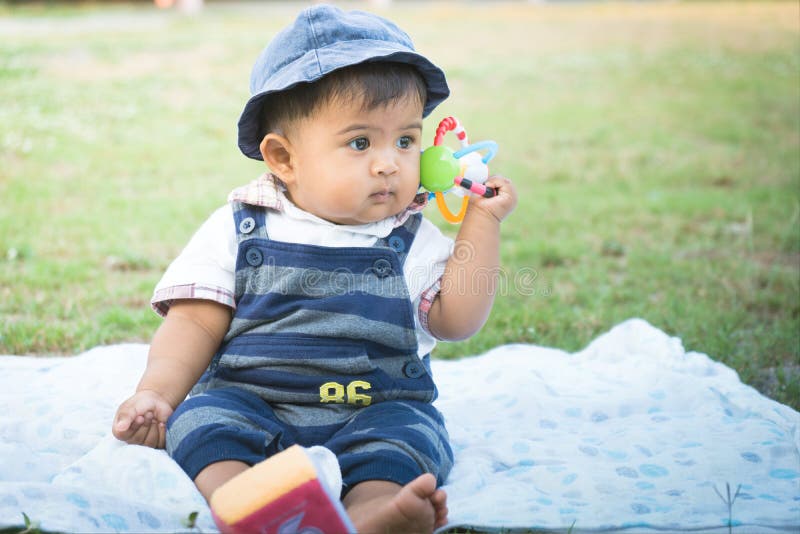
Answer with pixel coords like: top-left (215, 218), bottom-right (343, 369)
top-left (473, 175), bottom-right (517, 222)
top-left (129, 419), bottom-right (154, 445)
top-left (146, 421), bottom-right (167, 449)
top-left (152, 400), bottom-right (174, 426)
top-left (113, 413), bottom-right (132, 434)
top-left (113, 403), bottom-right (139, 437)
top-left (113, 398), bottom-right (154, 437)
top-left (145, 419), bottom-right (167, 449)
top-left (484, 175), bottom-right (515, 197)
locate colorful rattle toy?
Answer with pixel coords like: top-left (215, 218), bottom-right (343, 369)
top-left (420, 117), bottom-right (499, 223)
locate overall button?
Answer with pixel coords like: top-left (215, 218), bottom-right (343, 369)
top-left (372, 258), bottom-right (393, 278)
top-left (388, 236), bottom-right (405, 253)
top-left (245, 247), bottom-right (263, 267)
top-left (239, 217), bottom-right (256, 234)
top-left (403, 361), bottom-right (426, 379)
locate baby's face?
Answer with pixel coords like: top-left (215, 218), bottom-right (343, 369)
top-left (282, 95), bottom-right (424, 225)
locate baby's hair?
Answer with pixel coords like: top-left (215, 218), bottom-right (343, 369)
top-left (261, 62), bottom-right (427, 135)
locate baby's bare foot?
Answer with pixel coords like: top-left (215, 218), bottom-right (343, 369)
top-left (345, 474), bottom-right (447, 533)
top-left (430, 485), bottom-right (448, 529)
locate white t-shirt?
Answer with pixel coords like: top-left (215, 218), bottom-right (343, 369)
top-left (152, 178), bottom-right (454, 357)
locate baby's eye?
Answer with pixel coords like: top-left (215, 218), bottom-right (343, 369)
top-left (349, 137), bottom-right (370, 151)
top-left (396, 136), bottom-right (414, 149)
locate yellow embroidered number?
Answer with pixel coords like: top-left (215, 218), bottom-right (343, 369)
top-left (319, 380), bottom-right (372, 406)
top-left (319, 382), bottom-right (346, 403)
top-left (347, 380), bottom-right (372, 406)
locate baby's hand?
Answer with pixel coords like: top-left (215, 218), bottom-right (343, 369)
top-left (470, 175), bottom-right (517, 222)
top-left (112, 390), bottom-right (174, 449)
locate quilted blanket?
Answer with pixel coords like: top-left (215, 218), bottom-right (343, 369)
top-left (0, 319), bottom-right (797, 533)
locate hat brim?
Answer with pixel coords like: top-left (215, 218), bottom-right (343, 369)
top-left (237, 41), bottom-right (449, 161)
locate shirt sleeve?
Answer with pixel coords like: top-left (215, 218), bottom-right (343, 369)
top-left (403, 217), bottom-right (454, 342)
top-left (151, 205), bottom-right (237, 317)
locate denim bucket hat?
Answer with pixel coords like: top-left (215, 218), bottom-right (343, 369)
top-left (237, 4), bottom-right (450, 160)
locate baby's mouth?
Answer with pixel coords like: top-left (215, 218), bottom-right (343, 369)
top-left (370, 189), bottom-right (393, 201)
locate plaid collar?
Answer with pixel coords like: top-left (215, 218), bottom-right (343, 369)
top-left (227, 173), bottom-right (429, 228)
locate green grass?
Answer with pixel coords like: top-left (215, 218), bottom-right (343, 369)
top-left (0, 1), bottom-right (798, 409)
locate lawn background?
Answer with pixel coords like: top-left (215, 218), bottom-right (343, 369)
top-left (1, 1), bottom-right (798, 409)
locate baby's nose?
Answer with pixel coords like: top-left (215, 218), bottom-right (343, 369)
top-left (371, 151), bottom-right (399, 176)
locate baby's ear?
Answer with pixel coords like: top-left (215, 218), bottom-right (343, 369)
top-left (260, 133), bottom-right (293, 180)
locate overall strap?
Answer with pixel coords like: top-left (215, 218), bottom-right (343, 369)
top-left (375, 213), bottom-right (422, 267)
top-left (231, 201), bottom-right (270, 243)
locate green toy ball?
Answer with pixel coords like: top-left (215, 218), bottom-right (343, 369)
top-left (420, 145), bottom-right (460, 193)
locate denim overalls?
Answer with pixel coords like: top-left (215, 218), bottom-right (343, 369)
top-left (166, 202), bottom-right (453, 493)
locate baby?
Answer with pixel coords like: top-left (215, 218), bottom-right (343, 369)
top-left (113, 4), bottom-right (516, 533)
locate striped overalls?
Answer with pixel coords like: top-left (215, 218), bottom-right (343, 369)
top-left (166, 202), bottom-right (453, 493)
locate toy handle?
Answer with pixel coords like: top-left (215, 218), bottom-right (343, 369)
top-left (435, 192), bottom-right (469, 223)
top-left (431, 117), bottom-right (471, 223)
top-left (454, 140), bottom-right (498, 165)
top-left (434, 116), bottom-right (469, 147)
